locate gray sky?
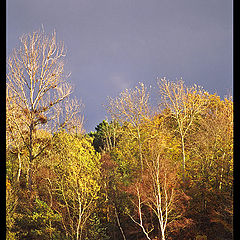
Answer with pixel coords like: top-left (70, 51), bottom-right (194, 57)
top-left (7, 0), bottom-right (233, 132)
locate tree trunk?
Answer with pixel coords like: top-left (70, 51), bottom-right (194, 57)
top-left (115, 206), bottom-right (127, 240)
top-left (76, 195), bottom-right (82, 240)
top-left (17, 152), bottom-right (21, 182)
top-left (28, 121), bottom-right (34, 191)
top-left (219, 153), bottom-right (225, 190)
top-left (137, 127), bottom-right (143, 176)
top-left (181, 135), bottom-right (186, 182)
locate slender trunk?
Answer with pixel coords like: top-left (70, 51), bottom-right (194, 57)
top-left (219, 153), bottom-right (225, 190)
top-left (115, 206), bottom-right (127, 240)
top-left (47, 179), bottom-right (54, 239)
top-left (181, 135), bottom-right (186, 182)
top-left (62, 180), bottom-right (74, 236)
top-left (17, 152), bottom-right (21, 182)
top-left (137, 187), bottom-right (151, 240)
top-left (108, 127), bottom-right (113, 150)
top-left (28, 121), bottom-right (34, 191)
top-left (76, 194), bottom-right (82, 240)
top-left (219, 167), bottom-right (224, 190)
top-left (155, 156), bottom-right (167, 240)
top-left (137, 127), bottom-right (143, 176)
top-left (28, 163), bottom-right (33, 191)
top-left (128, 186), bottom-right (152, 240)
top-left (113, 129), bottom-right (116, 148)
top-left (157, 184), bottom-right (166, 240)
top-left (106, 135), bottom-right (110, 152)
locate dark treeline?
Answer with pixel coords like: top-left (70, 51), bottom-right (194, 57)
top-left (6, 30), bottom-right (233, 240)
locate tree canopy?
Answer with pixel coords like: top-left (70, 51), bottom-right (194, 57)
top-left (6, 29), bottom-right (233, 240)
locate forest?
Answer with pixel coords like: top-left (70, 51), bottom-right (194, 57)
top-left (6, 30), bottom-right (233, 240)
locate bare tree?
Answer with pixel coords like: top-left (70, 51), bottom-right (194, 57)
top-left (49, 96), bottom-right (84, 135)
top-left (6, 28), bottom-right (81, 191)
top-left (106, 83), bottom-right (152, 174)
top-left (158, 77), bottom-right (208, 181)
top-left (126, 112), bottom-right (192, 240)
top-left (128, 144), bottom-right (190, 239)
top-left (127, 183), bottom-right (153, 240)
top-left (145, 153), bottom-right (177, 240)
top-left (128, 139), bottom-right (179, 240)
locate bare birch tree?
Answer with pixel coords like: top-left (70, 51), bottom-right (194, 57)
top-left (157, 77), bottom-right (208, 181)
top-left (6, 29), bottom-right (81, 191)
top-left (127, 113), bottom-right (191, 240)
top-left (145, 154), bottom-right (177, 240)
top-left (129, 146), bottom-right (190, 240)
top-left (106, 82), bottom-right (152, 174)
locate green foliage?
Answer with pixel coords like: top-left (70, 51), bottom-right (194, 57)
top-left (13, 195), bottom-right (62, 239)
top-left (85, 213), bottom-right (110, 240)
top-left (89, 120), bottom-right (120, 152)
top-left (28, 198), bottom-right (62, 239)
top-left (89, 120), bottom-right (109, 152)
top-left (6, 180), bottom-right (18, 240)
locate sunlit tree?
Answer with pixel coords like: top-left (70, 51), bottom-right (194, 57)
top-left (158, 77), bottom-right (208, 181)
top-left (50, 132), bottom-right (101, 240)
top-left (126, 117), bottom-right (191, 240)
top-left (107, 83), bottom-right (152, 174)
top-left (6, 29), bottom-right (81, 191)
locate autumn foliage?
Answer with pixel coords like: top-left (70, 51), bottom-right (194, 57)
top-left (6, 29), bottom-right (233, 240)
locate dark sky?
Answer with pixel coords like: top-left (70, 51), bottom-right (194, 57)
top-left (7, 0), bottom-right (233, 132)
